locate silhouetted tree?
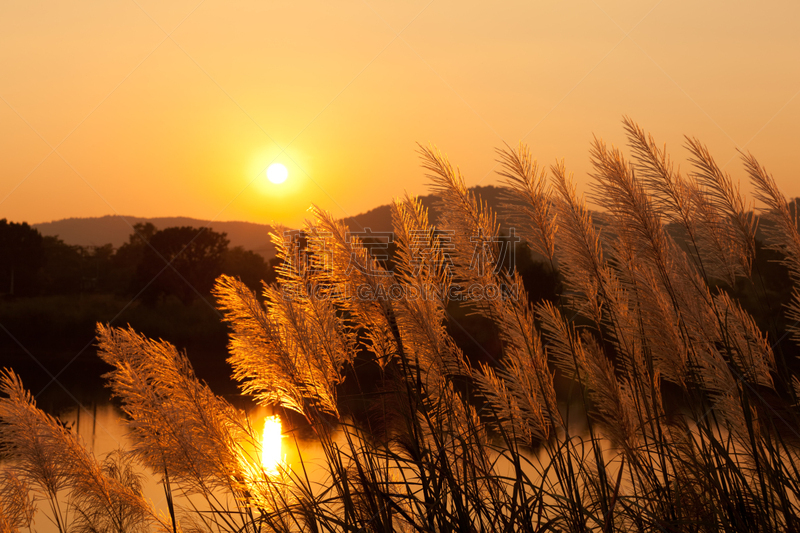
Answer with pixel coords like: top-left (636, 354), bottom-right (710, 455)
top-left (112, 223), bottom-right (157, 294)
top-left (264, 256), bottom-right (282, 286)
top-left (38, 236), bottom-right (84, 294)
top-left (0, 219), bottom-right (44, 296)
top-left (135, 226), bottom-right (229, 304)
top-left (37, 239), bottom-right (118, 294)
top-left (114, 223), bottom-right (157, 261)
top-left (222, 246), bottom-right (269, 292)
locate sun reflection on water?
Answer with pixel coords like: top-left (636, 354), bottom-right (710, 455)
top-left (262, 415), bottom-right (283, 474)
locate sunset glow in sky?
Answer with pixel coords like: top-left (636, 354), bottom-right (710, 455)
top-left (2, 1), bottom-right (799, 228)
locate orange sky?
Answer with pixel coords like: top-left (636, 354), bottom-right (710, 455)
top-left (2, 0), bottom-right (799, 229)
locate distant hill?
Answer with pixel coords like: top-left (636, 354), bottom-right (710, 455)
top-left (34, 186), bottom-right (510, 258)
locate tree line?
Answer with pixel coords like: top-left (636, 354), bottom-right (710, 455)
top-left (0, 219), bottom-right (279, 302)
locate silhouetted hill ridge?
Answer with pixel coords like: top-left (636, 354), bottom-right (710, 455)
top-left (32, 191), bottom-right (798, 259)
top-left (34, 186), bottom-right (510, 258)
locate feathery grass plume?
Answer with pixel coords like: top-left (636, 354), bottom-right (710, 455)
top-left (268, 227), bottom-right (358, 414)
top-left (624, 118), bottom-right (747, 285)
top-left (693, 344), bottom-right (752, 447)
top-left (742, 152), bottom-right (800, 275)
top-left (0, 372), bottom-right (68, 529)
top-left (623, 118), bottom-right (737, 325)
top-left (581, 332), bottom-right (647, 456)
top-left (214, 273), bottom-right (309, 416)
top-left (472, 361), bottom-right (548, 444)
top-left (551, 156), bottom-right (657, 402)
top-left (589, 136), bottom-right (672, 281)
top-left (686, 136), bottom-right (758, 278)
top-left (624, 119), bottom-right (723, 281)
top-left (479, 327), bottom-right (556, 439)
top-left (537, 302), bottom-right (640, 452)
top-left (623, 117), bottom-right (693, 227)
top-left (742, 151), bottom-right (800, 346)
top-left (589, 133), bottom-right (704, 319)
top-left (793, 376), bottom-right (800, 405)
top-left (581, 272), bottom-right (644, 391)
top-left (590, 126), bottom-right (798, 523)
top-left (419, 144), bottom-right (501, 294)
top-left (433, 379), bottom-right (489, 452)
top-left (13, 123), bottom-right (800, 531)
top-left (366, 241), bottom-right (501, 531)
top-left (235, 217), bottom-right (492, 529)
top-left (216, 271), bottom-right (357, 419)
top-left (418, 146), bottom-right (574, 526)
top-left (275, 207), bottom-right (500, 530)
top-left (607, 223), bottom-right (688, 388)
top-left (687, 179), bottom-right (748, 286)
top-left (650, 241), bottom-right (726, 379)
top-left (304, 206), bottom-right (402, 367)
top-left (591, 135), bottom-right (709, 327)
top-left (589, 133), bottom-right (737, 392)
top-left (548, 158), bottom-right (612, 325)
top-left (496, 142), bottom-right (557, 264)
top-left (0, 470), bottom-right (34, 533)
top-left (96, 324), bottom-right (265, 513)
top-left (71, 450), bottom-right (152, 533)
top-left (391, 194), bottom-right (469, 395)
top-left (502, 280), bottom-right (562, 432)
top-left (0, 370), bottom-right (161, 533)
top-left (714, 291), bottom-right (776, 388)
top-left (622, 118), bottom-right (730, 287)
top-left (420, 144), bottom-right (561, 430)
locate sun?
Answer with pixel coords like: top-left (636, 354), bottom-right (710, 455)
top-left (267, 163), bottom-right (288, 184)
